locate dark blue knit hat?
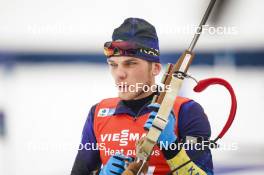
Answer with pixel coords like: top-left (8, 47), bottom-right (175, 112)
top-left (105, 18), bottom-right (160, 63)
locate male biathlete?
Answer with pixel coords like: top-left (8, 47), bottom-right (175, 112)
top-left (71, 18), bottom-right (213, 175)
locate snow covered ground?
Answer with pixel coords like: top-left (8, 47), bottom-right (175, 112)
top-left (0, 63), bottom-right (263, 175)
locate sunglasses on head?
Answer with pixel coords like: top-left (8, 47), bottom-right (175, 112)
top-left (104, 41), bottom-right (159, 57)
top-left (104, 41), bottom-right (138, 57)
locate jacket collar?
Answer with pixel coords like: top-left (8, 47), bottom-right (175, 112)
top-left (113, 97), bottom-right (153, 117)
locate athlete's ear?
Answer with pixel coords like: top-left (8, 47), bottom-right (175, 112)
top-left (152, 63), bottom-right (162, 76)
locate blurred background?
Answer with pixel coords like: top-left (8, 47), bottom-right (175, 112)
top-left (0, 0), bottom-right (264, 174)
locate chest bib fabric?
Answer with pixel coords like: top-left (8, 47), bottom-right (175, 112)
top-left (94, 97), bottom-right (190, 174)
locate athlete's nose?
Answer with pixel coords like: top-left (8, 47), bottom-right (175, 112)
top-left (115, 66), bottom-right (127, 80)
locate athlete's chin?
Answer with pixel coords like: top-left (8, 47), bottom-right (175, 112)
top-left (118, 92), bottom-right (137, 100)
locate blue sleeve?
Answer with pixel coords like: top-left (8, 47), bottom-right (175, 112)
top-left (71, 104), bottom-right (101, 175)
top-left (178, 100), bottom-right (211, 139)
top-left (178, 100), bottom-right (214, 173)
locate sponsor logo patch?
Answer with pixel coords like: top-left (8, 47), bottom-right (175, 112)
top-left (98, 108), bottom-right (115, 117)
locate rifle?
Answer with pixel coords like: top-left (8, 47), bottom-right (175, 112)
top-left (123, 0), bottom-right (237, 174)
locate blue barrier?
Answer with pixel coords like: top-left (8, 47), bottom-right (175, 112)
top-left (0, 51), bottom-right (263, 66)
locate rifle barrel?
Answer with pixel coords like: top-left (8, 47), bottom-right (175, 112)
top-left (188, 0), bottom-right (217, 52)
